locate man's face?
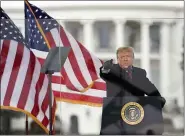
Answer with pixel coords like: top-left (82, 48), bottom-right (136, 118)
top-left (117, 51), bottom-right (133, 68)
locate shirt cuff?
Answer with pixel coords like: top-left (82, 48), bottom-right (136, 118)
top-left (101, 67), bottom-right (110, 74)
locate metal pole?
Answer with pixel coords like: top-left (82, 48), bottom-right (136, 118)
top-left (48, 73), bottom-right (53, 135)
top-left (25, 115), bottom-right (28, 135)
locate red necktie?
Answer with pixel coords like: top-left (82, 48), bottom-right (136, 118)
top-left (126, 68), bottom-right (132, 80)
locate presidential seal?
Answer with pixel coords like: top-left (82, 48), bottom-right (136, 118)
top-left (121, 102), bottom-right (144, 125)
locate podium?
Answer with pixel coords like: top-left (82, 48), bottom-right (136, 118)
top-left (100, 96), bottom-right (164, 135)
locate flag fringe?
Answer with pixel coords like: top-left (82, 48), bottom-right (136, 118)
top-left (55, 98), bottom-right (103, 107)
top-left (0, 106), bottom-right (56, 134)
top-left (79, 81), bottom-right (94, 92)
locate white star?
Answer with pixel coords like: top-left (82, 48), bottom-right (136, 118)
top-left (41, 10), bottom-right (44, 13)
top-left (28, 19), bottom-right (30, 22)
top-left (1, 17), bottom-right (5, 19)
top-left (43, 21), bottom-right (46, 24)
top-left (39, 15), bottom-right (42, 18)
top-left (45, 16), bottom-right (48, 19)
top-left (10, 25), bottom-right (13, 28)
top-left (32, 20), bottom-right (34, 23)
top-left (37, 30), bottom-right (39, 33)
top-left (13, 37), bottom-right (17, 39)
top-left (30, 24), bottom-right (32, 27)
top-left (15, 31), bottom-right (17, 33)
top-left (19, 36), bottom-right (21, 38)
top-left (54, 24), bottom-right (57, 26)
top-left (0, 31), bottom-right (2, 33)
top-left (6, 21), bottom-right (9, 24)
top-left (46, 27), bottom-right (48, 30)
top-left (37, 41), bottom-right (39, 43)
top-left (1, 23), bottom-right (3, 26)
top-left (34, 35), bottom-right (36, 38)
top-left (40, 36), bottom-right (42, 39)
top-left (27, 9), bottom-right (29, 12)
top-left (29, 38), bottom-right (31, 41)
top-left (43, 41), bottom-right (46, 44)
top-left (48, 22), bottom-right (51, 25)
top-left (9, 32), bottom-right (12, 34)
top-left (35, 9), bottom-right (38, 12)
top-left (32, 29), bottom-right (34, 32)
top-left (29, 14), bottom-right (31, 17)
top-left (4, 27), bottom-right (8, 30)
top-left (34, 25), bottom-right (36, 28)
top-left (3, 35), bottom-right (7, 38)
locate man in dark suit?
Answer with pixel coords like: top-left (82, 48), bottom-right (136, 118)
top-left (99, 47), bottom-right (166, 135)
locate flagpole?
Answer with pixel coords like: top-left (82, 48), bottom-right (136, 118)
top-left (24, 1), bottom-right (29, 135)
top-left (48, 72), bottom-right (53, 135)
top-left (25, 114), bottom-right (28, 135)
top-left (25, 1), bottom-right (53, 134)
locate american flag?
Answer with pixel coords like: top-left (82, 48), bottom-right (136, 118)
top-left (0, 7), bottom-right (56, 133)
top-left (25, 1), bottom-right (106, 106)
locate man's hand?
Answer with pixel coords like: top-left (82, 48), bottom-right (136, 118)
top-left (103, 59), bottom-right (113, 70)
top-left (156, 96), bottom-right (166, 108)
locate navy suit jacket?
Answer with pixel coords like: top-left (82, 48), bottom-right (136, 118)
top-left (99, 64), bottom-right (165, 107)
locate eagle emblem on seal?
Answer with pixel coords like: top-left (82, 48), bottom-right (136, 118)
top-left (121, 102), bottom-right (144, 125)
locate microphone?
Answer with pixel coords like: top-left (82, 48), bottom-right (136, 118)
top-left (110, 59), bottom-right (113, 65)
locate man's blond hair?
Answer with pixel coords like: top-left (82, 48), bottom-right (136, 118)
top-left (116, 46), bottom-right (134, 58)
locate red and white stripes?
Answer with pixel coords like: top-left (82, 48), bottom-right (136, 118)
top-left (30, 26), bottom-right (107, 106)
top-left (0, 39), bottom-right (56, 133)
